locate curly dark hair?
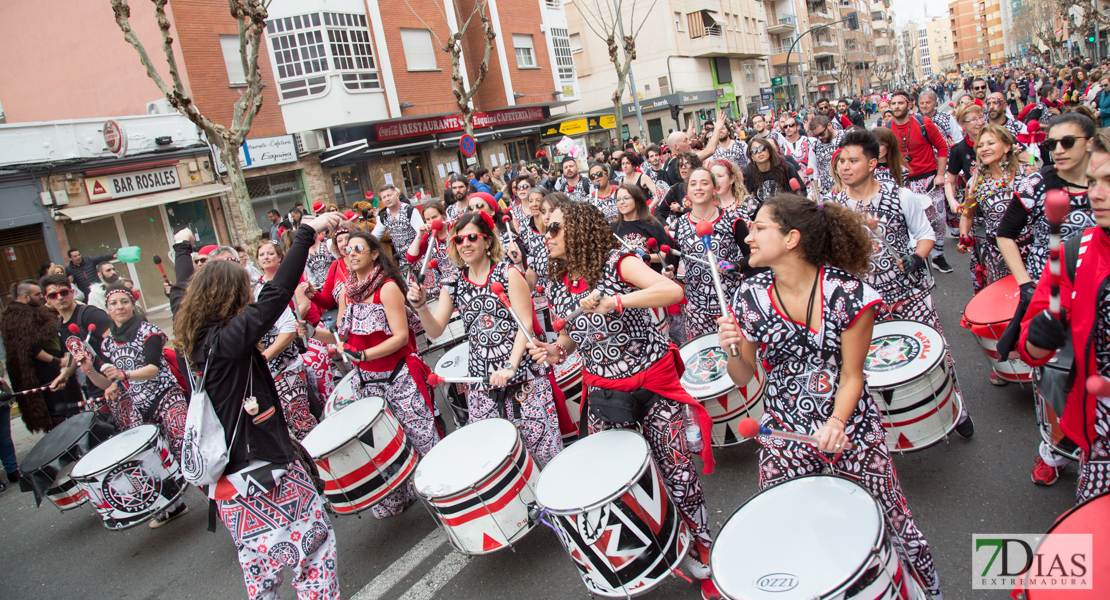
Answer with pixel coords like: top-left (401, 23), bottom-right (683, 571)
top-left (762, 194), bottom-right (872, 278)
top-left (547, 201), bottom-right (621, 288)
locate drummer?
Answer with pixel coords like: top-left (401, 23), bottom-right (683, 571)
top-left (716, 194), bottom-right (943, 599)
top-left (525, 200), bottom-right (719, 598)
top-left (77, 283), bottom-right (189, 529)
top-left (405, 202), bottom-right (457, 293)
top-left (830, 130), bottom-right (975, 437)
top-left (303, 218), bottom-right (365, 312)
top-left (408, 211), bottom-right (564, 468)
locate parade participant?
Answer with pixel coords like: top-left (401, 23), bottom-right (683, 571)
top-left (957, 125), bottom-right (1030, 294)
top-left (945, 104), bottom-right (986, 236)
top-left (831, 130), bottom-right (975, 435)
top-left (508, 174), bottom-right (535, 226)
top-left (553, 156), bottom-right (592, 202)
top-left (807, 115), bottom-right (844, 196)
top-left (371, 184), bottom-right (424, 269)
top-left (526, 201), bottom-right (717, 595)
top-left (407, 202), bottom-right (457, 292)
top-left (917, 89), bottom-right (963, 146)
top-left (407, 212), bottom-right (564, 467)
top-left (444, 174), bottom-right (471, 221)
top-left (741, 137), bottom-right (806, 207)
top-left (306, 219), bottom-right (364, 311)
top-left (814, 98), bottom-right (843, 131)
top-left (41, 274), bottom-right (113, 404)
top-left (329, 230), bottom-right (441, 517)
top-left (613, 183), bottom-right (676, 274)
top-left (255, 241), bottom-right (319, 438)
top-left (643, 144), bottom-right (666, 182)
top-left (174, 211), bottom-right (343, 600)
top-left (1023, 84), bottom-right (1062, 126)
top-left (657, 151), bottom-right (700, 222)
top-left (78, 282), bottom-right (189, 528)
top-left (304, 224), bottom-right (335, 290)
top-left (872, 127), bottom-right (908, 186)
top-left (988, 92), bottom-right (1028, 139)
top-left (887, 90), bottom-right (951, 273)
top-left (619, 152), bottom-right (658, 200)
top-left (971, 77), bottom-right (989, 101)
top-left (517, 190), bottom-right (555, 294)
top-left (588, 162), bottom-right (619, 223)
top-left (709, 118), bottom-right (748, 168)
top-left (709, 159), bottom-right (750, 217)
top-left (778, 113), bottom-right (815, 172)
top-left (1018, 128), bottom-right (1110, 505)
top-left (716, 194), bottom-right (943, 599)
top-left (65, 247), bottom-right (118, 299)
top-left (668, 167), bottom-right (749, 340)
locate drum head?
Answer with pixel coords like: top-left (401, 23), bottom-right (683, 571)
top-left (22, 412), bottom-right (100, 472)
top-left (71, 425), bottom-right (159, 479)
top-left (679, 334), bottom-right (737, 400)
top-left (964, 274), bottom-right (1020, 326)
top-left (536, 429), bottom-right (649, 512)
top-left (327, 369), bottom-right (361, 408)
top-left (865, 320), bottom-right (945, 388)
top-left (303, 397), bottom-right (385, 458)
top-left (435, 342), bottom-right (470, 379)
top-left (414, 418), bottom-right (518, 498)
top-left (712, 476), bottom-right (881, 599)
top-left (1025, 491), bottom-right (1110, 599)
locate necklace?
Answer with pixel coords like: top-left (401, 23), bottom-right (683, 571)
top-left (690, 207), bottom-right (720, 224)
top-left (773, 270), bottom-right (821, 347)
top-left (893, 120), bottom-right (912, 155)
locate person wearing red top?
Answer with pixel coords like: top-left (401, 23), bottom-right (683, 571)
top-left (304, 220), bottom-right (362, 311)
top-left (888, 90), bottom-right (952, 273)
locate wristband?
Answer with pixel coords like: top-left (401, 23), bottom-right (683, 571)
top-left (613, 294), bottom-right (624, 314)
top-left (555, 344), bottom-right (569, 365)
top-left (828, 414), bottom-right (847, 428)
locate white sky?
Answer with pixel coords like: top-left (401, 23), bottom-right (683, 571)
top-left (890, 0), bottom-right (953, 27)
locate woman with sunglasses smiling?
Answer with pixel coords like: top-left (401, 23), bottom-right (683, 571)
top-left (408, 212), bottom-right (565, 467)
top-left (668, 167), bottom-right (750, 341)
top-left (715, 195), bottom-right (943, 600)
top-left (303, 218), bottom-right (365, 313)
top-left (587, 162), bottom-right (620, 223)
top-left (509, 174), bottom-right (536, 226)
top-left (78, 283), bottom-right (191, 528)
top-left (741, 136), bottom-right (805, 210)
top-left (406, 201), bottom-right (458, 292)
top-left (526, 201), bottom-right (718, 594)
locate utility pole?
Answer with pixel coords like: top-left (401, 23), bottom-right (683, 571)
top-left (613, 0), bottom-right (646, 140)
top-left (1096, 0), bottom-right (1102, 61)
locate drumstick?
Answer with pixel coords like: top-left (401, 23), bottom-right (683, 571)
top-left (1087, 376), bottom-right (1110, 397)
top-left (1044, 189), bottom-right (1071, 321)
top-left (553, 291), bottom-right (605, 332)
top-left (0, 384), bottom-right (53, 403)
top-left (659, 244), bottom-right (711, 268)
top-left (292, 301), bottom-right (307, 355)
top-left (417, 220), bottom-right (445, 283)
top-left (696, 220), bottom-right (739, 357)
top-left (152, 255), bottom-right (172, 290)
top-left (737, 417), bottom-right (856, 451)
top-left (427, 373), bottom-right (488, 385)
top-left (489, 282), bottom-right (543, 344)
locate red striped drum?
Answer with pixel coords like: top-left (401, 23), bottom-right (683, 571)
top-left (679, 334), bottom-right (766, 447)
top-left (414, 418), bottom-right (539, 555)
top-left (302, 397), bottom-right (417, 515)
top-left (865, 320), bottom-right (964, 452)
top-left (960, 275), bottom-right (1033, 383)
top-left (555, 350), bottom-right (584, 442)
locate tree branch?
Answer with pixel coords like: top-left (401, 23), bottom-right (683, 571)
top-left (402, 0), bottom-right (446, 49)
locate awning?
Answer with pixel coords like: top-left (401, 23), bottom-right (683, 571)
top-left (57, 182), bottom-right (231, 222)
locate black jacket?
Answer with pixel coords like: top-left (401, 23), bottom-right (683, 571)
top-left (65, 252), bottom-right (115, 296)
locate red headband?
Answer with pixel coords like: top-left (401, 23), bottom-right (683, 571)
top-left (105, 287), bottom-right (136, 303)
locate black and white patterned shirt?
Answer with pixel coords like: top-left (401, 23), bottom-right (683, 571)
top-left (668, 212), bottom-right (746, 314)
top-left (711, 139), bottom-right (750, 168)
top-left (590, 186), bottom-right (620, 223)
top-left (554, 175), bottom-right (593, 203)
top-left (101, 321), bottom-right (179, 420)
top-left (813, 131), bottom-right (845, 196)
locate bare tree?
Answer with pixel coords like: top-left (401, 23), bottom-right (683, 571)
top-left (111, 0), bottom-right (268, 244)
top-left (1013, 0), bottom-right (1067, 62)
top-left (573, 0), bottom-right (658, 136)
top-left (403, 0), bottom-right (496, 138)
top-left (1059, 0), bottom-right (1107, 58)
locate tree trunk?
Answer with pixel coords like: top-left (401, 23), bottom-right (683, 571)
top-left (217, 143), bottom-right (262, 246)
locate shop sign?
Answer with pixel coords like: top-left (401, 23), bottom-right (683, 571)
top-left (103, 120), bottom-right (127, 157)
top-left (818, 85), bottom-right (830, 92)
top-left (541, 118), bottom-right (588, 138)
top-left (592, 115), bottom-right (616, 130)
top-left (374, 107), bottom-right (545, 141)
top-left (84, 165), bottom-right (181, 202)
top-left (213, 134), bottom-right (298, 173)
top-left (471, 106), bottom-right (544, 128)
top-left (771, 76), bottom-right (784, 86)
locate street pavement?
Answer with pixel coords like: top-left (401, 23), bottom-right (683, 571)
top-left (0, 243), bottom-right (1080, 599)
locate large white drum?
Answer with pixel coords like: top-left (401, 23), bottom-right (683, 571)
top-left (70, 425), bottom-right (186, 531)
top-left (711, 475), bottom-right (927, 600)
top-left (536, 430), bottom-right (690, 598)
top-left (323, 368), bottom-right (360, 418)
top-left (679, 334), bottom-right (765, 447)
top-left (302, 397), bottom-right (417, 515)
top-left (414, 418), bottom-right (539, 555)
top-left (865, 320), bottom-right (963, 452)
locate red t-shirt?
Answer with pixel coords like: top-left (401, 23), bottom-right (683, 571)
top-left (891, 116), bottom-right (948, 177)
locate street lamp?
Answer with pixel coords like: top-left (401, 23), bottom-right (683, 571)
top-left (784, 11), bottom-right (859, 107)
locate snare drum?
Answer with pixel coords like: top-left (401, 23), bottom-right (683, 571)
top-left (961, 275), bottom-right (1033, 383)
top-left (711, 475), bottom-right (927, 600)
top-left (555, 350), bottom-right (584, 442)
top-left (19, 411), bottom-right (115, 511)
top-left (302, 397), bottom-right (417, 515)
top-left (679, 334), bottom-right (766, 447)
top-left (1015, 490), bottom-right (1110, 599)
top-left (70, 424), bottom-right (186, 531)
top-left (416, 300), bottom-right (466, 355)
top-left (865, 321), bottom-right (963, 452)
top-left (536, 430), bottom-right (691, 598)
top-left (414, 418), bottom-right (539, 555)
top-left (434, 342), bottom-right (473, 427)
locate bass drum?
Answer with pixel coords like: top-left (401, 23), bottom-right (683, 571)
top-left (678, 334), bottom-right (765, 447)
top-left (961, 275), bottom-right (1033, 383)
top-left (1016, 490), bottom-right (1110, 599)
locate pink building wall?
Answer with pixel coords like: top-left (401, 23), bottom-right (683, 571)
top-left (0, 1), bottom-right (192, 123)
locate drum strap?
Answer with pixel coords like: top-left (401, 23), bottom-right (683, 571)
top-left (489, 382), bottom-right (526, 419)
top-left (354, 359), bottom-right (407, 387)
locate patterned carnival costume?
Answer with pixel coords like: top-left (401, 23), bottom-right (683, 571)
top-left (254, 282), bottom-right (317, 442)
top-left (965, 170), bottom-right (1031, 291)
top-left (668, 212), bottom-right (747, 340)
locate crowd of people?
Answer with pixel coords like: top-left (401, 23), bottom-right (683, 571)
top-left (4, 53), bottom-right (1110, 599)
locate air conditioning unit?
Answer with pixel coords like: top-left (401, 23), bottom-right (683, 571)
top-left (146, 98), bottom-right (175, 115)
top-left (296, 130), bottom-right (326, 154)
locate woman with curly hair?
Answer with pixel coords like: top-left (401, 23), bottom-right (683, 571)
top-left (716, 194), bottom-right (943, 600)
top-left (527, 201), bottom-right (718, 596)
top-left (741, 136), bottom-right (806, 209)
top-left (667, 166), bottom-right (750, 340)
top-left (407, 212), bottom-right (565, 467)
top-left (709, 158), bottom-right (758, 220)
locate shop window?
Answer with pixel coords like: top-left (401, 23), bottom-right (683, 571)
top-left (247, 171), bottom-right (306, 231)
top-left (399, 157), bottom-right (428, 195)
top-left (220, 35), bottom-right (248, 86)
top-left (513, 34), bottom-right (536, 68)
top-left (401, 29), bottom-right (438, 71)
top-left (331, 167), bottom-right (364, 206)
top-left (165, 200), bottom-right (219, 247)
top-left (505, 139), bottom-right (536, 167)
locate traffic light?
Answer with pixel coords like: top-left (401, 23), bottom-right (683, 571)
top-left (670, 104), bottom-right (684, 125)
top-left (1089, 24), bottom-right (1096, 43)
top-left (846, 11), bottom-right (859, 31)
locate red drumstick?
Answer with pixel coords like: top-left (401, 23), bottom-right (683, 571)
top-left (489, 282), bottom-right (542, 343)
top-left (696, 220), bottom-right (738, 357)
top-left (737, 417), bottom-right (856, 451)
top-left (1087, 376), bottom-right (1110, 397)
top-left (659, 244), bottom-right (711, 267)
top-left (535, 284), bottom-right (545, 295)
top-left (428, 373), bottom-right (488, 385)
top-left (1044, 190), bottom-right (1071, 321)
top-left (417, 220), bottom-right (444, 282)
top-left (553, 290), bottom-right (603, 332)
top-left (0, 383), bottom-right (53, 403)
top-left (152, 255), bottom-right (171, 286)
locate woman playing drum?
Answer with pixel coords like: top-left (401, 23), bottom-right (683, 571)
top-left (304, 218), bottom-right (364, 312)
top-left (716, 194), bottom-right (943, 599)
top-left (405, 201), bottom-right (457, 293)
top-left (408, 212), bottom-right (564, 468)
top-left (526, 201), bottom-right (718, 596)
top-left (78, 283), bottom-right (189, 528)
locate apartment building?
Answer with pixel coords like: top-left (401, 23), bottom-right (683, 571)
top-left (914, 16), bottom-right (955, 79)
top-left (949, 0), bottom-right (991, 70)
top-left (870, 0), bottom-right (897, 91)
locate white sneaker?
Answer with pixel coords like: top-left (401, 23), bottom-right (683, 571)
top-left (683, 555), bottom-right (711, 580)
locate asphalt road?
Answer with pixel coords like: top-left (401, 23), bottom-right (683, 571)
top-left (0, 243), bottom-right (1079, 600)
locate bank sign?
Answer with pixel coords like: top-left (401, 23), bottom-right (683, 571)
top-left (84, 165), bottom-right (181, 202)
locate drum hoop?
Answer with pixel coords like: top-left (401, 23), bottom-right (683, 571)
top-left (538, 449), bottom-right (651, 516)
top-left (313, 405), bottom-right (389, 461)
top-left (421, 426), bottom-right (524, 502)
top-left (679, 333), bottom-right (739, 399)
top-left (24, 412), bottom-right (102, 470)
top-left (71, 425), bottom-right (160, 481)
top-left (867, 320), bottom-right (947, 387)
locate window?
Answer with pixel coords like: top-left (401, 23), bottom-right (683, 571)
top-left (265, 14), bottom-right (328, 100)
top-left (675, 12), bottom-right (684, 31)
top-left (400, 28), bottom-right (438, 70)
top-left (219, 35), bottom-right (248, 86)
top-left (549, 28), bottom-right (574, 80)
top-left (570, 33), bottom-right (583, 53)
top-left (513, 34), bottom-right (536, 68)
top-left (399, 157), bottom-right (428, 195)
top-left (658, 76), bottom-right (670, 96)
top-left (326, 12), bottom-right (380, 91)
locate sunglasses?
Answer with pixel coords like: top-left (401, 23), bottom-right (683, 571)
top-left (46, 289), bottom-right (73, 300)
top-left (750, 146), bottom-right (767, 154)
top-left (973, 85), bottom-right (987, 90)
top-left (589, 171), bottom-right (605, 180)
top-left (1043, 135), bottom-right (1089, 151)
top-left (342, 243), bottom-right (371, 255)
top-left (681, 162), bottom-right (696, 169)
top-left (545, 221), bottom-right (562, 238)
top-left (193, 258), bottom-right (208, 265)
top-left (452, 232), bottom-right (489, 244)
top-left (517, 184), bottom-right (531, 191)
top-left (784, 123), bottom-right (798, 128)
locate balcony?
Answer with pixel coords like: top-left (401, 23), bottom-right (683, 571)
top-left (814, 70), bottom-right (838, 83)
top-left (771, 51), bottom-right (804, 67)
top-left (813, 39), bottom-right (838, 57)
top-left (808, 3), bottom-right (834, 21)
top-left (767, 14), bottom-right (797, 34)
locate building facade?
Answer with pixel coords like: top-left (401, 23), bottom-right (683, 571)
top-left (950, 0), bottom-right (991, 70)
top-left (870, 0), bottom-right (897, 90)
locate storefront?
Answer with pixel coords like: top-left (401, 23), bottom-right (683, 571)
top-left (0, 170), bottom-right (62, 307)
top-left (539, 115), bottom-right (617, 171)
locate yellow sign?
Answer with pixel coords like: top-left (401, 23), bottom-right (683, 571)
top-left (598, 115), bottom-right (616, 129)
top-left (558, 118), bottom-right (588, 136)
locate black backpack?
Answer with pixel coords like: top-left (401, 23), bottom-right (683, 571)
top-left (885, 113), bottom-right (929, 140)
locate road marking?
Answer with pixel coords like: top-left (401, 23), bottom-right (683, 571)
top-left (351, 530), bottom-right (447, 600)
top-left (396, 550), bottom-right (470, 600)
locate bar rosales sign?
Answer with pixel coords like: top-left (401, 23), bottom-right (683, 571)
top-left (84, 166), bottom-right (181, 202)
